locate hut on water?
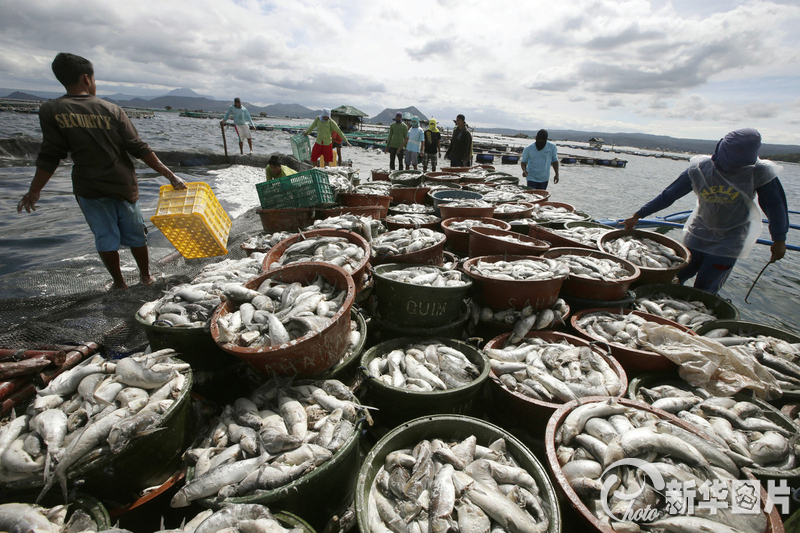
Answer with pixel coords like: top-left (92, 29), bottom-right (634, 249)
top-left (588, 137), bottom-right (605, 149)
top-left (331, 105), bottom-right (368, 132)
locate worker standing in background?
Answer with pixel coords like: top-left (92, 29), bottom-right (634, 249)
top-left (304, 108), bottom-right (349, 167)
top-left (385, 111), bottom-right (408, 171)
top-left (521, 129), bottom-right (559, 189)
top-left (220, 97), bottom-right (255, 155)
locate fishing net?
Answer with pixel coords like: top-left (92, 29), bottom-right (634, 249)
top-left (0, 208), bottom-right (264, 357)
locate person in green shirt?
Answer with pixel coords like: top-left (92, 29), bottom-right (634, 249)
top-left (265, 155), bottom-right (296, 181)
top-left (303, 108), bottom-right (349, 167)
top-left (385, 111), bottom-right (408, 170)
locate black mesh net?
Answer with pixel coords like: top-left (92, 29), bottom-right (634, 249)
top-left (0, 208), bottom-right (264, 357)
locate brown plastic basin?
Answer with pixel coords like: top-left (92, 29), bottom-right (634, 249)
top-left (598, 229), bottom-right (691, 286)
top-left (469, 226), bottom-right (550, 258)
top-left (442, 217), bottom-right (511, 254)
top-left (543, 247), bottom-right (641, 301)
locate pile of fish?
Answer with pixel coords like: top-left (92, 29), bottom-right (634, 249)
top-left (486, 337), bottom-right (623, 402)
top-left (372, 229), bottom-right (446, 257)
top-left (0, 349), bottom-right (188, 501)
top-left (478, 232), bottom-right (541, 248)
top-left (551, 226), bottom-right (612, 248)
top-left (493, 203), bottom-right (533, 216)
top-left (531, 205), bottom-right (585, 224)
top-left (214, 275), bottom-right (348, 348)
top-left (268, 234), bottom-right (367, 274)
top-left (483, 190), bottom-right (535, 204)
top-left (485, 174), bottom-right (519, 184)
top-left (366, 341), bottom-right (480, 391)
top-left (602, 234), bottom-right (684, 269)
top-left (0, 502), bottom-right (103, 533)
top-left (241, 231), bottom-right (295, 252)
top-left (554, 398), bottom-right (770, 533)
top-left (553, 254), bottom-right (634, 282)
top-left (462, 184), bottom-right (495, 195)
top-left (574, 311), bottom-right (678, 351)
top-left (702, 328), bottom-right (800, 393)
top-left (471, 300), bottom-right (569, 340)
top-left (378, 266), bottom-right (469, 287)
top-left (367, 435), bottom-right (551, 533)
top-left (632, 379), bottom-right (799, 471)
top-left (322, 171), bottom-right (354, 194)
top-left (445, 219), bottom-right (502, 233)
top-left (386, 214), bottom-right (441, 227)
top-left (633, 294), bottom-right (718, 328)
top-left (305, 215), bottom-right (385, 242)
top-left (391, 203), bottom-right (436, 214)
top-left (174, 379), bottom-right (363, 507)
top-left (465, 258), bottom-right (569, 281)
top-left (137, 254), bottom-right (266, 328)
top-left (356, 183), bottom-right (392, 196)
top-left (440, 199), bottom-right (494, 209)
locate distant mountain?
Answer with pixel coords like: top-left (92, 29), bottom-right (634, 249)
top-left (367, 107), bottom-right (428, 124)
top-left (1, 88), bottom-right (64, 100)
top-left (483, 128), bottom-right (800, 156)
top-left (262, 103), bottom-right (319, 119)
top-left (164, 88), bottom-right (216, 99)
top-left (4, 91), bottom-right (47, 101)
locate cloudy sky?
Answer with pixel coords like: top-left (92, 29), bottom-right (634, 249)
top-left (2, 0), bottom-right (800, 144)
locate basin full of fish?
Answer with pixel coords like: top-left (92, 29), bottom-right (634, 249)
top-left (530, 205), bottom-right (585, 224)
top-left (462, 184), bottom-right (495, 194)
top-left (366, 341), bottom-right (482, 392)
top-left (372, 229), bottom-right (446, 257)
top-left (602, 235), bottom-right (684, 269)
top-left (386, 214), bottom-right (441, 227)
top-left (485, 337), bottom-right (623, 403)
top-left (142, 503), bottom-right (306, 533)
top-left (465, 258), bottom-right (569, 282)
top-left (632, 379), bottom-right (800, 472)
top-left (0, 349), bottom-right (189, 501)
top-left (552, 226), bottom-right (612, 248)
top-left (439, 199), bottom-right (494, 209)
top-left (367, 434), bottom-right (552, 533)
top-left (574, 311), bottom-right (683, 352)
top-left (305, 215), bottom-right (385, 242)
top-left (214, 276), bottom-right (348, 348)
top-left (702, 328), bottom-right (800, 394)
top-left (174, 379), bottom-right (364, 507)
top-left (482, 190), bottom-right (534, 204)
top-left (322, 171), bottom-right (354, 195)
top-left (136, 254), bottom-right (267, 328)
top-left (242, 232), bottom-right (295, 252)
top-left (269, 235), bottom-right (367, 275)
top-left (445, 219), bottom-right (503, 233)
top-left (553, 254), bottom-right (634, 282)
top-left (633, 294), bottom-right (719, 328)
top-left (471, 300), bottom-right (570, 339)
top-left (493, 203), bottom-right (533, 216)
top-left (378, 266), bottom-right (470, 288)
top-left (552, 398), bottom-right (771, 533)
top-left (479, 233), bottom-right (541, 247)
top-left (356, 183), bottom-right (392, 196)
top-left (390, 203), bottom-right (436, 215)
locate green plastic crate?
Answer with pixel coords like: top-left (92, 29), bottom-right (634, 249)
top-left (290, 133), bottom-right (311, 161)
top-left (256, 169), bottom-right (335, 209)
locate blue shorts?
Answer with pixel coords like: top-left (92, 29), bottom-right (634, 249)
top-left (76, 196), bottom-right (147, 252)
top-left (678, 248), bottom-right (737, 294)
top-left (527, 180), bottom-right (548, 190)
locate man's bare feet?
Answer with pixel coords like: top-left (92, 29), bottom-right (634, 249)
top-left (140, 275), bottom-right (155, 286)
top-left (107, 280), bottom-right (129, 290)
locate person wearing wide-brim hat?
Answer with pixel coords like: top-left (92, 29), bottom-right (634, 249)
top-left (304, 108), bottom-right (350, 167)
top-left (402, 116), bottom-right (425, 170)
top-left (624, 128), bottom-right (789, 294)
top-left (422, 118), bottom-right (442, 172)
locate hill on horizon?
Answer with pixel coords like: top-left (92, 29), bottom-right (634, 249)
top-left (367, 107), bottom-right (428, 124)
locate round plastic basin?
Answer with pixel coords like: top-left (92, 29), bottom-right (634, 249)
top-left (543, 247), bottom-right (641, 301)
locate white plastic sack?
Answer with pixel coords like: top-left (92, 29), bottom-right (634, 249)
top-left (638, 323), bottom-right (781, 400)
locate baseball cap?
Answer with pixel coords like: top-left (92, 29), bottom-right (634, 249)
top-left (454, 113), bottom-right (465, 123)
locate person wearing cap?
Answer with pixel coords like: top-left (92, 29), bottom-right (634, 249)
top-left (521, 129), bottom-right (559, 189)
top-left (265, 155), bottom-right (297, 181)
top-left (385, 111), bottom-right (408, 170)
top-left (402, 116), bottom-right (425, 170)
top-left (623, 128), bottom-right (788, 294)
top-left (422, 119), bottom-right (442, 172)
top-left (444, 114), bottom-right (472, 167)
top-left (220, 97), bottom-right (255, 155)
top-left (304, 108), bottom-right (349, 167)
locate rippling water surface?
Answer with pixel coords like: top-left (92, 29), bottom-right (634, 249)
top-left (2, 111), bottom-right (799, 332)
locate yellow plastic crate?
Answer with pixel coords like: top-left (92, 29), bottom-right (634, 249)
top-left (150, 182), bottom-right (232, 259)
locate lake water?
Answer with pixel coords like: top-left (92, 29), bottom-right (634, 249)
top-left (1, 110), bottom-right (799, 334)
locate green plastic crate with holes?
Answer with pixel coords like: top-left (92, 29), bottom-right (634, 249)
top-left (290, 133), bottom-right (311, 161)
top-left (256, 169), bottom-right (335, 209)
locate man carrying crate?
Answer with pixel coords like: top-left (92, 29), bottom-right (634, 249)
top-left (303, 108), bottom-right (350, 167)
top-left (17, 53), bottom-right (187, 290)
